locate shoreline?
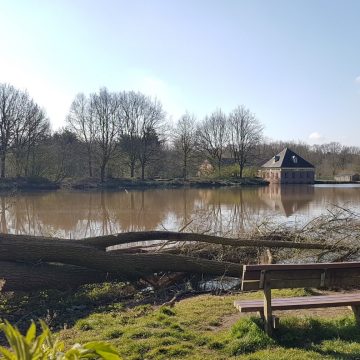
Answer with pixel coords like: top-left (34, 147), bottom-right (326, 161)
top-left (0, 176), bottom-right (269, 193)
top-left (314, 180), bottom-right (360, 185)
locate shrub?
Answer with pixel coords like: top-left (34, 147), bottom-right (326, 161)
top-left (0, 320), bottom-right (122, 359)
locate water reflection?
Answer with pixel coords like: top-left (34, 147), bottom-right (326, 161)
top-left (259, 185), bottom-right (315, 217)
top-left (1, 184), bottom-right (360, 238)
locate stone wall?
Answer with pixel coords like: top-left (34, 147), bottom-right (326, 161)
top-left (259, 168), bottom-right (315, 184)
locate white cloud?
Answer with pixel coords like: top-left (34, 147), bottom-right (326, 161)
top-left (355, 76), bottom-right (360, 84)
top-left (309, 132), bottom-right (326, 143)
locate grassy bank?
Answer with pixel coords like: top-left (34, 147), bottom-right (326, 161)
top-left (62, 177), bottom-right (269, 191)
top-left (0, 176), bottom-right (268, 193)
top-left (0, 177), bottom-right (60, 192)
top-left (2, 284), bottom-right (359, 359)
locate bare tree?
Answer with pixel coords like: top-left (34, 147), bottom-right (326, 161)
top-left (0, 83), bottom-right (50, 178)
top-left (228, 105), bottom-right (263, 178)
top-left (119, 91), bottom-right (165, 179)
top-left (12, 99), bottom-right (49, 176)
top-left (90, 88), bottom-right (122, 182)
top-left (138, 125), bottom-right (163, 179)
top-left (118, 91), bottom-right (144, 178)
top-left (0, 84), bottom-right (21, 177)
top-left (198, 109), bottom-right (228, 174)
top-left (173, 113), bottom-right (197, 179)
top-left (322, 142), bottom-right (343, 177)
top-left (67, 93), bottom-right (95, 177)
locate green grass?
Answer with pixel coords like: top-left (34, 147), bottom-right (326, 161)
top-left (3, 285), bottom-right (360, 359)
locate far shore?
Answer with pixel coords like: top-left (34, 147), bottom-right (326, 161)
top-left (0, 176), bottom-right (269, 193)
top-left (2, 177), bottom-right (360, 193)
top-left (314, 179), bottom-right (360, 185)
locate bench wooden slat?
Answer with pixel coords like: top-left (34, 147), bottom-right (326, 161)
top-left (234, 294), bottom-right (360, 312)
top-left (243, 262), bottom-right (360, 271)
top-left (242, 278), bottom-right (324, 291)
top-left (241, 266), bottom-right (360, 291)
top-left (243, 268), bottom-right (360, 281)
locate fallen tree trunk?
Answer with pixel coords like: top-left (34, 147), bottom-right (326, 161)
top-left (0, 230), bottom-right (353, 292)
top-left (77, 231), bottom-right (351, 251)
top-left (0, 237), bottom-right (242, 277)
top-left (0, 261), bottom-right (123, 291)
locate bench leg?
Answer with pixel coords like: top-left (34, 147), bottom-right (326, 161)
top-left (351, 305), bottom-right (360, 325)
top-left (263, 279), bottom-right (273, 336)
top-left (272, 316), bottom-right (279, 329)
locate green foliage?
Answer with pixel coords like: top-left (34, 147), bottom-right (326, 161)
top-left (0, 320), bottom-right (122, 360)
top-left (207, 164), bottom-right (259, 179)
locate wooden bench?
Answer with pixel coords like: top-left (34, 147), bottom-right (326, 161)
top-left (234, 262), bottom-right (360, 335)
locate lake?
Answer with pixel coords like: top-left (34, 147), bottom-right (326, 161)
top-left (1, 184), bottom-right (360, 239)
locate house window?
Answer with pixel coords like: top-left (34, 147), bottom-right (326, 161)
top-left (292, 172), bottom-right (295, 178)
top-left (284, 172), bottom-right (288, 178)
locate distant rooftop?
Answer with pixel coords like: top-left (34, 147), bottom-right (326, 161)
top-left (261, 148), bottom-right (314, 169)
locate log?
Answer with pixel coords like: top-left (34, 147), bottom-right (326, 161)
top-left (0, 237), bottom-right (243, 278)
top-left (0, 232), bottom-right (350, 252)
top-left (0, 230), bottom-right (351, 292)
top-left (0, 261), bottom-right (123, 291)
top-left (76, 231), bottom-right (350, 251)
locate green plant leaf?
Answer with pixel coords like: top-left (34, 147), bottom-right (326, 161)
top-left (25, 322), bottom-right (36, 344)
top-left (83, 342), bottom-right (121, 360)
top-left (0, 345), bottom-right (16, 360)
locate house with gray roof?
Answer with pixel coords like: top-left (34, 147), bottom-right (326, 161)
top-left (259, 148), bottom-right (315, 184)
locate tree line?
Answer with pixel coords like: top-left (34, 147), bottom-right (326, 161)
top-left (0, 82), bottom-right (359, 181)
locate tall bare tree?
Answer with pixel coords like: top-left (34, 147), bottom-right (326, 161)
top-left (0, 83), bottom-right (49, 178)
top-left (0, 84), bottom-right (21, 177)
top-left (118, 91), bottom-right (165, 179)
top-left (118, 91), bottom-right (144, 177)
top-left (228, 105), bottom-right (263, 178)
top-left (67, 93), bottom-right (95, 177)
top-left (173, 113), bottom-right (197, 179)
top-left (90, 88), bottom-right (122, 182)
top-left (198, 109), bottom-right (228, 174)
top-left (12, 100), bottom-right (49, 177)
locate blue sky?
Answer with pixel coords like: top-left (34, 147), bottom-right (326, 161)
top-left (0, 0), bottom-right (360, 145)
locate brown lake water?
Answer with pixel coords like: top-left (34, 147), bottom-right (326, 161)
top-left (1, 184), bottom-right (360, 239)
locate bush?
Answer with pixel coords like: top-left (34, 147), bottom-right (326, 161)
top-left (0, 320), bottom-right (122, 359)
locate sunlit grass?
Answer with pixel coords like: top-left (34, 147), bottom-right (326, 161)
top-left (48, 287), bottom-right (360, 359)
top-left (2, 283), bottom-right (359, 359)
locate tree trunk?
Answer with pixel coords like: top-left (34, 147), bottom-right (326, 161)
top-left (0, 151), bottom-right (6, 178)
top-left (100, 162), bottom-right (106, 182)
top-left (88, 157), bottom-right (93, 177)
top-left (0, 261), bottom-right (122, 291)
top-left (0, 231), bottom-right (351, 292)
top-left (0, 236), bottom-right (243, 280)
top-left (130, 161), bottom-right (135, 178)
top-left (239, 163), bottom-right (244, 178)
top-left (76, 231), bottom-right (349, 251)
top-left (141, 163), bottom-right (145, 180)
top-left (183, 155), bottom-right (187, 180)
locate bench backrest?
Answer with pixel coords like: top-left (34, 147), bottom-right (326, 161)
top-left (241, 262), bottom-right (360, 291)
